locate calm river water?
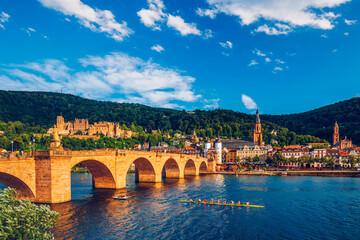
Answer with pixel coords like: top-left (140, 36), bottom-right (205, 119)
top-left (3, 174), bottom-right (360, 239)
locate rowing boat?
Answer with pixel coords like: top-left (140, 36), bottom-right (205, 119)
top-left (179, 200), bottom-right (264, 208)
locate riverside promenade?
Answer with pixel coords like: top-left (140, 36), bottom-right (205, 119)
top-left (207, 170), bottom-right (360, 177)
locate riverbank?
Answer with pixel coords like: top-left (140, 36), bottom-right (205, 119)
top-left (205, 170), bottom-right (360, 177)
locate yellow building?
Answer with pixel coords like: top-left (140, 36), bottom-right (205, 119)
top-left (225, 145), bottom-right (268, 164)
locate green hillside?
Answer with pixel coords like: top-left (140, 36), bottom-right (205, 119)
top-left (0, 90), bottom-right (326, 146)
top-left (262, 97), bottom-right (360, 144)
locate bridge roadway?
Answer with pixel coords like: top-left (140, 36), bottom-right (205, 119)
top-left (0, 149), bottom-right (215, 203)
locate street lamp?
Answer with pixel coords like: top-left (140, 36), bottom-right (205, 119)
top-left (33, 138), bottom-right (35, 151)
top-left (95, 142), bottom-right (97, 150)
top-left (11, 141), bottom-right (14, 152)
top-left (115, 141), bottom-right (117, 150)
top-left (104, 142), bottom-right (106, 149)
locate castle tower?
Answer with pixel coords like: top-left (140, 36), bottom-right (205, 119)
top-left (56, 116), bottom-right (65, 131)
top-left (333, 122), bottom-right (340, 146)
top-left (253, 108), bottom-right (263, 146)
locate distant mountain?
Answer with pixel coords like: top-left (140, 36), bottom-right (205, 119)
top-left (0, 90), bottom-right (326, 146)
top-left (262, 97), bottom-right (360, 144)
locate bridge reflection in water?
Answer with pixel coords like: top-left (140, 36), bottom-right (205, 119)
top-left (0, 149), bottom-right (215, 203)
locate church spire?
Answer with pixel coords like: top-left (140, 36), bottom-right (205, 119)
top-left (253, 108), bottom-right (262, 146)
top-left (333, 121), bottom-right (340, 146)
top-left (256, 108), bottom-right (260, 124)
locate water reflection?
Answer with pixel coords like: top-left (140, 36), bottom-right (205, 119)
top-left (47, 174), bottom-right (360, 239)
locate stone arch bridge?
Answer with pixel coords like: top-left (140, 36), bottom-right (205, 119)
top-left (0, 150), bottom-right (215, 203)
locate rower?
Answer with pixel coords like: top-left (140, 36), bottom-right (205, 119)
top-left (190, 199), bottom-right (193, 202)
top-left (238, 201), bottom-right (241, 205)
top-left (198, 198), bottom-right (201, 202)
top-left (218, 199), bottom-right (220, 204)
top-left (246, 201), bottom-right (249, 205)
top-left (211, 199), bottom-right (214, 203)
top-left (203, 199), bottom-right (206, 203)
top-left (224, 200), bottom-right (227, 204)
top-left (231, 200), bottom-right (234, 204)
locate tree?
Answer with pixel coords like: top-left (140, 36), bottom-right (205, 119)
top-left (323, 155), bottom-right (335, 168)
top-left (0, 188), bottom-right (60, 240)
top-left (274, 152), bottom-right (285, 165)
top-left (265, 156), bottom-right (273, 165)
top-left (253, 154), bottom-right (261, 163)
top-left (349, 155), bottom-right (357, 169)
top-left (76, 130), bottom-right (83, 135)
top-left (246, 156), bottom-right (252, 165)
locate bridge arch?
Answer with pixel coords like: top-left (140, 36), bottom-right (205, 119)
top-left (71, 160), bottom-right (116, 189)
top-left (199, 161), bottom-right (208, 173)
top-left (128, 157), bottom-right (157, 183)
top-left (162, 158), bottom-right (180, 179)
top-left (0, 172), bottom-right (35, 199)
top-left (184, 159), bottom-right (196, 176)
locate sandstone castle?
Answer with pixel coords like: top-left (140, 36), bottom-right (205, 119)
top-left (48, 116), bottom-right (136, 139)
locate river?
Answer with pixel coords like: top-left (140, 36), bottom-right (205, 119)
top-left (2, 173), bottom-right (360, 239)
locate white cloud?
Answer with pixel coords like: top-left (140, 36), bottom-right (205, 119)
top-left (138, 0), bottom-right (202, 36)
top-left (137, 0), bottom-right (165, 30)
top-left (203, 29), bottom-right (214, 39)
top-left (23, 27), bottom-right (37, 36)
top-left (202, 0), bottom-right (350, 34)
top-left (0, 11), bottom-right (10, 29)
top-left (248, 60), bottom-right (258, 66)
top-left (321, 33), bottom-right (328, 38)
top-left (38, 0), bottom-right (132, 41)
top-left (265, 57), bottom-right (271, 62)
top-left (219, 41), bottom-right (233, 49)
top-left (203, 98), bottom-right (220, 109)
top-left (275, 59), bottom-right (285, 64)
top-left (0, 52), bottom-right (201, 108)
top-left (151, 44), bottom-right (164, 52)
top-left (273, 66), bottom-right (283, 71)
top-left (253, 49), bottom-right (266, 57)
top-left (241, 94), bottom-right (257, 110)
top-left (344, 32), bottom-right (349, 36)
top-left (167, 14), bottom-right (201, 36)
top-left (254, 23), bottom-right (292, 35)
top-left (332, 49), bottom-right (338, 52)
top-left (196, 8), bottom-right (219, 19)
top-left (344, 19), bottom-right (357, 25)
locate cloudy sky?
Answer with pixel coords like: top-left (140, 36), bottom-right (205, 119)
top-left (0, 0), bottom-right (359, 114)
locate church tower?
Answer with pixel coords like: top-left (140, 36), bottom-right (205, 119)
top-left (333, 121), bottom-right (340, 146)
top-left (253, 108), bottom-right (263, 146)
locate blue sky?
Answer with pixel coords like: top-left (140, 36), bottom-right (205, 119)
top-left (0, 0), bottom-right (359, 114)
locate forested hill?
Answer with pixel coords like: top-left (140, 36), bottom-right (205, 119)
top-left (262, 97), bottom-right (360, 144)
top-left (0, 90), bottom-right (326, 146)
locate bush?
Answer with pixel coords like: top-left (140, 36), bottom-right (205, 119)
top-left (0, 188), bottom-right (60, 240)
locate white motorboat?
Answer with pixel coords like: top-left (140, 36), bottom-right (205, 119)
top-left (113, 195), bottom-right (129, 200)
